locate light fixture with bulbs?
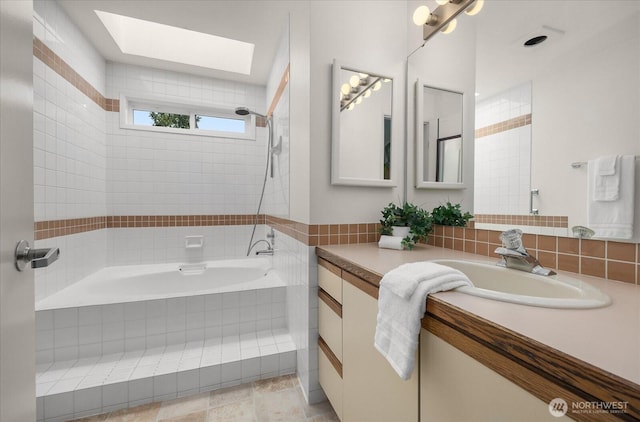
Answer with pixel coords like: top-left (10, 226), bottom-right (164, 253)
top-left (340, 72), bottom-right (386, 111)
top-left (413, 0), bottom-right (483, 43)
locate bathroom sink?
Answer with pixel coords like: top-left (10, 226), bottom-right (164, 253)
top-left (432, 259), bottom-right (611, 309)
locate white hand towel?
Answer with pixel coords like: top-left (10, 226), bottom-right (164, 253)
top-left (594, 155), bottom-right (621, 201)
top-left (588, 154), bottom-right (635, 239)
top-left (378, 235), bottom-right (404, 250)
top-left (374, 262), bottom-right (472, 380)
top-left (381, 261), bottom-right (469, 300)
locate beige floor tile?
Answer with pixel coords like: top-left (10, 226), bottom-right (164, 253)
top-left (294, 387), bottom-right (334, 419)
top-left (159, 410), bottom-right (208, 422)
top-left (210, 384), bottom-right (254, 408)
top-left (157, 392), bottom-right (210, 420)
top-left (253, 375), bottom-right (296, 394)
top-left (68, 414), bottom-right (109, 422)
top-left (254, 389), bottom-right (305, 422)
top-left (106, 402), bottom-right (162, 422)
top-left (307, 413), bottom-right (340, 422)
top-left (206, 399), bottom-right (256, 422)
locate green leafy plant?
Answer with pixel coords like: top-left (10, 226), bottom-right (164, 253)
top-left (431, 202), bottom-right (473, 227)
top-left (380, 202), bottom-right (433, 249)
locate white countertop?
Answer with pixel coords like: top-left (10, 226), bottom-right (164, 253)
top-left (317, 243), bottom-right (640, 387)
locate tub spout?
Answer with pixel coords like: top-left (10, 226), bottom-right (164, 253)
top-left (255, 246), bottom-right (274, 256)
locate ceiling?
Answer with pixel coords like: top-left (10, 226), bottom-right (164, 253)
top-left (473, 0), bottom-right (640, 98)
top-left (58, 0), bottom-right (292, 86)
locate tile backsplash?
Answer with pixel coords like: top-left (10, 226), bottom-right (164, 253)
top-left (428, 224), bottom-right (638, 284)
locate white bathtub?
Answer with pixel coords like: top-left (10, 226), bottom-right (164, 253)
top-left (36, 258), bottom-right (283, 310)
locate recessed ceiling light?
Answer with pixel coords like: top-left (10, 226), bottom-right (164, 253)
top-left (95, 10), bottom-right (254, 75)
top-left (524, 35), bottom-right (548, 47)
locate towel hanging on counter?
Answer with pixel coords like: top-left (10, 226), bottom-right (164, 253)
top-left (374, 262), bottom-right (472, 380)
top-left (588, 154), bottom-right (635, 239)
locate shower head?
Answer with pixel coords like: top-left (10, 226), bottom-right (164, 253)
top-left (235, 107), bottom-right (267, 120)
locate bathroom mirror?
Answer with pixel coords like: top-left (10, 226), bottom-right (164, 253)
top-left (415, 81), bottom-right (464, 189)
top-left (331, 60), bottom-right (395, 187)
top-left (407, 0), bottom-right (640, 240)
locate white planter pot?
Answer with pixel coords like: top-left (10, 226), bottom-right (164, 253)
top-left (392, 226), bottom-right (410, 238)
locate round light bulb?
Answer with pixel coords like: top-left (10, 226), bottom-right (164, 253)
top-left (464, 0), bottom-right (484, 16)
top-left (435, 0), bottom-right (448, 5)
top-left (373, 81), bottom-right (382, 91)
top-left (355, 97), bottom-right (363, 105)
top-left (363, 89), bottom-right (372, 98)
top-left (347, 103), bottom-right (355, 111)
top-left (359, 73), bottom-right (369, 78)
top-left (349, 75), bottom-right (360, 88)
top-left (412, 5), bottom-right (431, 26)
top-left (340, 83), bottom-right (351, 96)
top-left (441, 18), bottom-right (457, 34)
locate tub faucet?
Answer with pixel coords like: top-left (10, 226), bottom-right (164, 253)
top-left (494, 229), bottom-right (556, 276)
top-left (255, 243), bottom-right (274, 256)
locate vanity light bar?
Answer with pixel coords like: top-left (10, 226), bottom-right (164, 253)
top-left (340, 76), bottom-right (384, 112)
top-left (419, 0), bottom-right (476, 43)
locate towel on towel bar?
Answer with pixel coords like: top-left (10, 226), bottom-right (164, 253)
top-left (594, 155), bottom-right (621, 201)
top-left (374, 262), bottom-right (472, 380)
top-left (588, 154), bottom-right (635, 239)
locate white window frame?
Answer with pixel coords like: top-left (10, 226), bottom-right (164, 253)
top-left (120, 95), bottom-right (256, 141)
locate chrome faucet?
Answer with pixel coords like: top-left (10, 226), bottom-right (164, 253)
top-left (494, 229), bottom-right (556, 276)
top-left (254, 228), bottom-right (276, 256)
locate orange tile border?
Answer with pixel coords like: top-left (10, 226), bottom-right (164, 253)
top-left (475, 114), bottom-right (532, 138)
top-left (474, 214), bottom-right (568, 228)
top-left (33, 37), bottom-right (119, 112)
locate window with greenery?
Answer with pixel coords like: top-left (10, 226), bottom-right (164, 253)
top-left (123, 96), bottom-right (255, 140)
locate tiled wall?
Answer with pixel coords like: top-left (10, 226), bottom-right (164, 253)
top-left (36, 287), bottom-right (287, 364)
top-left (105, 63), bottom-right (268, 216)
top-left (474, 82), bottom-right (532, 215)
top-left (33, 0), bottom-right (108, 300)
top-left (428, 225), bottom-right (639, 284)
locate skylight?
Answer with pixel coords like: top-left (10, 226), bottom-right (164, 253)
top-left (95, 10), bottom-right (254, 75)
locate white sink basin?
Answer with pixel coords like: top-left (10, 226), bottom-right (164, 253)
top-left (432, 259), bottom-right (611, 309)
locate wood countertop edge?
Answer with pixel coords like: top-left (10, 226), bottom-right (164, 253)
top-left (315, 246), bottom-right (640, 419)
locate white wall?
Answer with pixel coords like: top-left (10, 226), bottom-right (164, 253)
top-left (406, 0), bottom-right (475, 213)
top-left (532, 12), bottom-right (640, 238)
top-left (308, 1), bottom-right (407, 225)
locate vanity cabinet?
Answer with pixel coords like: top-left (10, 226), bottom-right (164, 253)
top-left (420, 329), bottom-right (567, 421)
top-left (318, 260), bottom-right (344, 420)
top-left (317, 259), bottom-right (419, 422)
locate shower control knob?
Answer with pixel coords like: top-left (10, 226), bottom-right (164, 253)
top-left (14, 240), bottom-right (60, 272)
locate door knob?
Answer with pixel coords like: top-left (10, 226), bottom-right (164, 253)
top-left (14, 240), bottom-right (60, 272)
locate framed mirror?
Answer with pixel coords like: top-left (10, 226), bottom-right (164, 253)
top-left (415, 80), bottom-right (464, 189)
top-left (331, 60), bottom-right (395, 187)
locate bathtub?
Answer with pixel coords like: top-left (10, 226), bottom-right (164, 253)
top-left (35, 257), bottom-right (295, 420)
top-left (36, 257), bottom-right (282, 310)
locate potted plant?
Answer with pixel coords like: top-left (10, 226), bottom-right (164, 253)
top-left (380, 202), bottom-right (433, 250)
top-left (431, 201), bottom-right (473, 227)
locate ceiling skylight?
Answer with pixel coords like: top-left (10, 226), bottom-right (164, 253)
top-left (95, 10), bottom-right (254, 75)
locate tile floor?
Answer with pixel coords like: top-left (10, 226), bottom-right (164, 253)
top-left (69, 374), bottom-right (339, 422)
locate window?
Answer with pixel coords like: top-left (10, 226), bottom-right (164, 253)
top-left (121, 96), bottom-right (256, 140)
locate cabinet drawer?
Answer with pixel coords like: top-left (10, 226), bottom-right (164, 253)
top-left (318, 299), bottom-right (342, 363)
top-left (319, 344), bottom-right (343, 421)
top-left (318, 261), bottom-right (342, 304)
